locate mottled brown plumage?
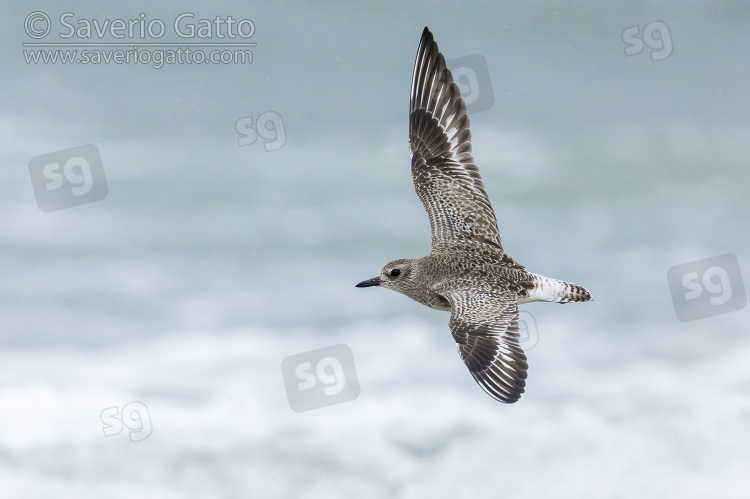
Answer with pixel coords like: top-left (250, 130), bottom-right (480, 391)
top-left (356, 27), bottom-right (592, 403)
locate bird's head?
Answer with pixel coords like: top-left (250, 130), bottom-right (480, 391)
top-left (355, 258), bottom-right (419, 296)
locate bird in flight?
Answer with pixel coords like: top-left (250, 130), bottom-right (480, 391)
top-left (356, 27), bottom-right (592, 403)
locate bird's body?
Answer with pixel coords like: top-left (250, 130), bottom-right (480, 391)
top-left (378, 242), bottom-right (525, 312)
top-left (356, 27), bottom-right (591, 403)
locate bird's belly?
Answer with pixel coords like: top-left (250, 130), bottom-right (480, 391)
top-left (422, 293), bottom-right (451, 311)
top-left (516, 295), bottom-right (538, 305)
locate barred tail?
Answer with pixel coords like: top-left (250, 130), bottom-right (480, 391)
top-left (522, 273), bottom-right (593, 304)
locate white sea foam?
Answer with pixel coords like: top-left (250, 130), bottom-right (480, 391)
top-left (0, 315), bottom-right (749, 497)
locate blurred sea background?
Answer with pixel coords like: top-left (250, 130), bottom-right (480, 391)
top-left (1, 1), bottom-right (749, 497)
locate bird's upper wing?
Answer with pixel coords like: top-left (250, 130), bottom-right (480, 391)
top-left (409, 27), bottom-right (503, 250)
top-left (441, 288), bottom-right (528, 403)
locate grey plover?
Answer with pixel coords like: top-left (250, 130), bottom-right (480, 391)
top-left (356, 27), bottom-right (592, 403)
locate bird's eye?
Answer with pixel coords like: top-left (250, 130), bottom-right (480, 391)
top-left (390, 269), bottom-right (401, 277)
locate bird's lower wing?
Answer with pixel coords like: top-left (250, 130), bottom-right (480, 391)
top-left (441, 288), bottom-right (528, 403)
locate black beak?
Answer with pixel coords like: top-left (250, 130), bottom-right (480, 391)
top-left (355, 277), bottom-right (381, 288)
